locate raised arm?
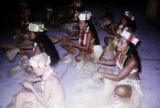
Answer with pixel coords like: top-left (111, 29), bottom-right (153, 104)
top-left (64, 33), bottom-right (80, 40)
top-left (98, 52), bottom-right (118, 66)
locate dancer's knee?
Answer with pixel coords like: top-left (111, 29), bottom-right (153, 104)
top-left (75, 54), bottom-right (81, 62)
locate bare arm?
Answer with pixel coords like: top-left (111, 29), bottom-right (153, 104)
top-left (102, 24), bottom-right (121, 39)
top-left (64, 34), bottom-right (79, 40)
top-left (31, 80), bottom-right (51, 107)
top-left (99, 58), bottom-right (137, 81)
top-left (23, 77), bottom-right (51, 107)
top-left (99, 58), bottom-right (116, 66)
top-left (18, 44), bottom-right (33, 50)
top-left (97, 52), bottom-right (119, 65)
top-left (102, 24), bottom-right (116, 35)
top-left (26, 77), bottom-right (42, 83)
top-left (31, 43), bottom-right (43, 56)
top-left (112, 27), bottom-right (121, 39)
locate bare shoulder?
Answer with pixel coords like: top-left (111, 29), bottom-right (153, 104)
top-left (87, 30), bottom-right (92, 35)
top-left (88, 31), bottom-right (94, 39)
top-left (50, 75), bottom-right (61, 84)
top-left (125, 56), bottom-right (137, 67)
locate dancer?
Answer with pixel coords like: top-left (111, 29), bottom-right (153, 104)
top-left (19, 23), bottom-right (60, 65)
top-left (18, 2), bottom-right (33, 33)
top-left (69, 0), bottom-right (83, 19)
top-left (97, 7), bottom-right (114, 31)
top-left (68, 11), bottom-right (95, 62)
top-left (94, 29), bottom-right (143, 108)
top-left (8, 53), bottom-right (64, 108)
top-left (7, 23), bottom-right (60, 77)
top-left (102, 10), bottom-right (137, 59)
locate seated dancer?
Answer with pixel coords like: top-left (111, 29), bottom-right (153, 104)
top-left (45, 5), bottom-right (55, 26)
top-left (97, 7), bottom-right (114, 30)
top-left (17, 23), bottom-right (60, 65)
top-left (63, 11), bottom-right (96, 62)
top-left (8, 53), bottom-right (64, 108)
top-left (102, 10), bottom-right (136, 36)
top-left (102, 10), bottom-right (137, 58)
top-left (94, 29), bottom-right (143, 108)
top-left (18, 2), bottom-right (33, 33)
top-left (7, 23), bottom-right (60, 77)
top-left (69, 0), bottom-right (84, 20)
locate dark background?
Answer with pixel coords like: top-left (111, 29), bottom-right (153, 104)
top-left (1, 0), bottom-right (159, 32)
top-left (0, 0), bottom-right (147, 24)
top-left (0, 0), bottom-right (147, 15)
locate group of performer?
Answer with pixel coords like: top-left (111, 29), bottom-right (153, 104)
top-left (0, 1), bottom-right (143, 108)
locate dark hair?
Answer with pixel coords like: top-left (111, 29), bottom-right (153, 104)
top-left (104, 7), bottom-right (114, 18)
top-left (34, 32), bottom-right (60, 65)
top-left (87, 17), bottom-right (100, 45)
top-left (124, 42), bottom-right (141, 73)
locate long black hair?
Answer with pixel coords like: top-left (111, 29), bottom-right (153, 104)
top-left (87, 17), bottom-right (100, 45)
top-left (34, 31), bottom-right (60, 65)
top-left (124, 41), bottom-right (141, 73)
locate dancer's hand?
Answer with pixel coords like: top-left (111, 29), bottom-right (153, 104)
top-left (100, 24), bottom-right (105, 29)
top-left (68, 43), bottom-right (74, 47)
top-left (62, 36), bottom-right (69, 40)
top-left (93, 58), bottom-right (99, 64)
top-left (92, 71), bottom-right (104, 81)
top-left (97, 67), bottom-right (106, 73)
